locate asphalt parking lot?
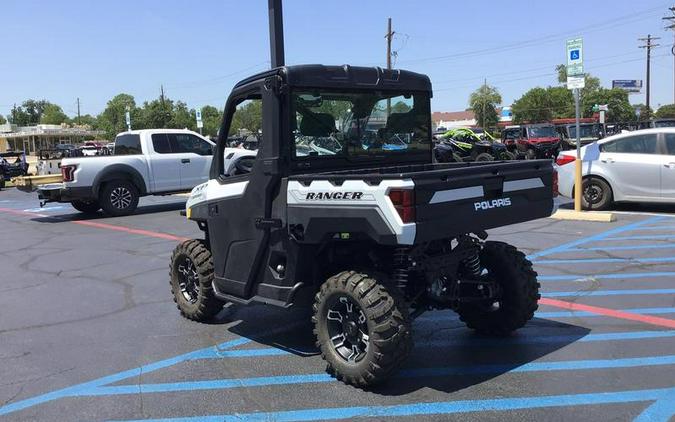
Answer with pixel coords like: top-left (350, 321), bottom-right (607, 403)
top-left (0, 189), bottom-right (674, 421)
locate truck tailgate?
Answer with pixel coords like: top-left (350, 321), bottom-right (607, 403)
top-left (410, 160), bottom-right (554, 241)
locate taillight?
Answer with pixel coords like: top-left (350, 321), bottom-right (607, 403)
top-left (552, 169), bottom-right (559, 197)
top-left (388, 189), bottom-right (415, 223)
top-left (556, 155), bottom-right (576, 166)
top-left (61, 165), bottom-right (76, 182)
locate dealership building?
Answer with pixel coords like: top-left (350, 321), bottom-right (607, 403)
top-left (0, 124), bottom-right (104, 154)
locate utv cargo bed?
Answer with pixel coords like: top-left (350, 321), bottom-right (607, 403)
top-left (289, 159), bottom-right (555, 243)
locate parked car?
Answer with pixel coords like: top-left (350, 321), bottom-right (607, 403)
top-left (501, 124), bottom-right (561, 159)
top-left (32, 129), bottom-right (215, 216)
top-left (556, 128), bottom-right (675, 210)
top-left (557, 123), bottom-right (604, 149)
top-left (0, 152), bottom-right (29, 189)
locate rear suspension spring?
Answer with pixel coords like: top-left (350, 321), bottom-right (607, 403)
top-left (392, 247), bottom-right (410, 291)
top-left (461, 248), bottom-right (482, 279)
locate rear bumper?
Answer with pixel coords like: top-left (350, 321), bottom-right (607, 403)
top-left (37, 184), bottom-right (94, 203)
top-left (532, 144), bottom-right (560, 158)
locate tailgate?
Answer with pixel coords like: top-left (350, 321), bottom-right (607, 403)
top-left (411, 160), bottom-right (554, 242)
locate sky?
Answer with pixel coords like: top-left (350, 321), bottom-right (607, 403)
top-left (2, 0), bottom-right (675, 118)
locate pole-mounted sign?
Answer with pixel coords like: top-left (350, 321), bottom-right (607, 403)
top-left (567, 37), bottom-right (584, 213)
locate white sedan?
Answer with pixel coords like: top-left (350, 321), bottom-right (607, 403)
top-left (556, 128), bottom-right (675, 210)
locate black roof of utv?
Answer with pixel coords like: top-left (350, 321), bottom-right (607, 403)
top-left (233, 64), bottom-right (433, 93)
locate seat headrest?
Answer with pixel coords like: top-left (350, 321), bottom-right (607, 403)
top-left (386, 112), bottom-right (417, 134)
top-left (300, 113), bottom-right (336, 137)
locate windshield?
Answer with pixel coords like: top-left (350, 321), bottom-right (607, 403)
top-left (527, 126), bottom-right (557, 138)
top-left (503, 129), bottom-right (520, 139)
top-left (292, 90), bottom-right (430, 159)
top-left (568, 124), bottom-right (600, 138)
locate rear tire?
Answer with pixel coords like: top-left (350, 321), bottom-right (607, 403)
top-left (501, 151), bottom-right (516, 160)
top-left (71, 200), bottom-right (101, 214)
top-left (581, 177), bottom-right (613, 211)
top-left (457, 242), bottom-right (540, 335)
top-left (313, 271), bottom-right (412, 387)
top-left (170, 239), bottom-right (223, 322)
top-left (99, 179), bottom-right (139, 216)
top-left (475, 152), bottom-right (494, 162)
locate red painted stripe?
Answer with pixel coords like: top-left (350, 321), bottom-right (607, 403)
top-left (72, 220), bottom-right (189, 242)
top-left (539, 297), bottom-right (675, 329)
top-left (0, 207), bottom-right (47, 217)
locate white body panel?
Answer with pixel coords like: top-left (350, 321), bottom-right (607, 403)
top-left (287, 179), bottom-right (416, 244)
top-left (556, 128), bottom-right (675, 204)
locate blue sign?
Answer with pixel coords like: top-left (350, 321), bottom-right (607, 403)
top-left (612, 80), bottom-right (642, 93)
top-left (570, 50), bottom-right (580, 61)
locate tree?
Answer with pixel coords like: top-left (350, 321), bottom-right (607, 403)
top-left (469, 84), bottom-right (502, 130)
top-left (230, 100), bottom-right (262, 135)
top-left (0, 115), bottom-right (6, 125)
top-left (22, 99), bottom-right (49, 125)
top-left (75, 114), bottom-right (98, 128)
top-left (40, 103), bottom-right (68, 125)
top-left (582, 88), bottom-right (635, 123)
top-left (656, 104), bottom-right (675, 119)
top-left (631, 103), bottom-right (653, 121)
top-left (556, 64), bottom-right (567, 84)
top-left (170, 101), bottom-right (196, 131)
top-left (546, 87), bottom-right (575, 119)
top-left (97, 93), bottom-right (139, 139)
top-left (200, 105), bottom-right (222, 137)
top-left (555, 65), bottom-right (600, 115)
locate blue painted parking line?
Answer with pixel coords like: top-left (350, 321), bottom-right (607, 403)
top-left (603, 234), bottom-right (675, 241)
top-left (567, 244), bottom-right (675, 252)
top-left (534, 257), bottom-right (675, 265)
top-left (109, 387), bottom-right (675, 422)
top-left (527, 216), bottom-right (665, 259)
top-left (422, 307), bottom-right (675, 320)
top-left (539, 272), bottom-right (675, 282)
top-left (542, 289), bottom-right (675, 297)
top-left (626, 225), bottom-right (675, 231)
top-left (86, 355), bottom-right (675, 396)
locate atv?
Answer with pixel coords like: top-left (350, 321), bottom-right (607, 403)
top-left (169, 1), bottom-right (555, 388)
top-left (434, 128), bottom-right (515, 163)
top-left (0, 152), bottom-right (29, 190)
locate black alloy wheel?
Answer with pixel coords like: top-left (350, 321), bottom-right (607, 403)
top-left (325, 296), bottom-right (370, 363)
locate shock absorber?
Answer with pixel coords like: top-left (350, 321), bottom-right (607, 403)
top-left (392, 247), bottom-right (410, 291)
top-left (461, 247), bottom-right (482, 279)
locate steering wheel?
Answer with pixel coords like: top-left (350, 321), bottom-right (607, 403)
top-left (233, 157), bottom-right (254, 175)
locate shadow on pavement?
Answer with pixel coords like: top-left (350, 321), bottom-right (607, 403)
top-left (214, 303), bottom-right (590, 395)
top-left (29, 201), bottom-right (186, 223)
top-left (558, 200), bottom-right (675, 215)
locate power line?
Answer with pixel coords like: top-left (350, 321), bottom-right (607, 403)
top-left (397, 4), bottom-right (668, 65)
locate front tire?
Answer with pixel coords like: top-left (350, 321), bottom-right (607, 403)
top-left (71, 200), bottom-right (101, 214)
top-left (170, 239), bottom-right (223, 322)
top-left (581, 177), bottom-right (613, 211)
top-left (99, 179), bottom-right (139, 216)
top-left (457, 242), bottom-right (540, 335)
top-left (313, 271), bottom-right (412, 387)
top-left (475, 152), bottom-right (494, 162)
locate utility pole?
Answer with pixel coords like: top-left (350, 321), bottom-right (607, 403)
top-left (12, 103), bottom-right (16, 123)
top-left (663, 6), bottom-right (675, 104)
top-left (385, 17), bottom-right (395, 115)
top-left (160, 84), bottom-right (167, 127)
top-left (639, 34), bottom-right (660, 113)
top-left (76, 98), bottom-right (81, 125)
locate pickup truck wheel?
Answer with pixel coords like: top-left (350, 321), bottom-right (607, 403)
top-left (581, 177), bottom-right (613, 211)
top-left (313, 271), bottom-right (412, 387)
top-left (475, 152), bottom-right (494, 162)
top-left (71, 200), bottom-right (101, 214)
top-left (99, 180), bottom-right (139, 216)
top-left (457, 242), bottom-right (540, 335)
top-left (170, 239), bottom-right (223, 322)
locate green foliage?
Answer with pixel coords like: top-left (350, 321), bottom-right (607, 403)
top-left (200, 105), bottom-right (222, 137)
top-left (390, 101), bottom-right (412, 114)
top-left (40, 103), bottom-right (68, 125)
top-left (97, 94), bottom-right (139, 139)
top-left (512, 87), bottom-right (575, 123)
top-left (0, 115), bottom-right (6, 125)
top-left (229, 100), bottom-right (262, 135)
top-left (556, 64), bottom-right (567, 84)
top-left (655, 104), bottom-right (675, 119)
top-left (582, 88), bottom-right (635, 122)
top-left (75, 114), bottom-right (98, 128)
top-left (469, 84), bottom-right (502, 130)
top-left (169, 101), bottom-right (196, 131)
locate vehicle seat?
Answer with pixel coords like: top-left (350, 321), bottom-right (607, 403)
top-left (299, 112), bottom-right (336, 137)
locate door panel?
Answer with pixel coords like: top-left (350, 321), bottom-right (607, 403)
top-left (599, 134), bottom-right (661, 200)
top-left (147, 134), bottom-right (181, 192)
top-left (168, 134), bottom-right (214, 190)
top-left (661, 133), bottom-right (675, 201)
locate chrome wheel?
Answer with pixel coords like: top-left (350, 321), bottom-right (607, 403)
top-left (110, 187), bottom-right (132, 209)
top-left (326, 296), bottom-right (369, 363)
top-left (177, 256), bottom-right (200, 303)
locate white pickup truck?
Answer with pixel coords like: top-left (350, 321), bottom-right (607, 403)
top-left (37, 129), bottom-right (215, 216)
